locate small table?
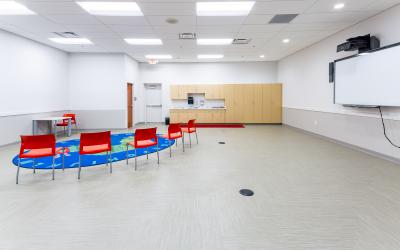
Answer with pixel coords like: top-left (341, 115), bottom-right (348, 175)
top-left (32, 117), bottom-right (72, 138)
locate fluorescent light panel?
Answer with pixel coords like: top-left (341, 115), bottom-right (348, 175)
top-left (76, 2), bottom-right (143, 16)
top-left (124, 38), bottom-right (163, 45)
top-left (49, 38), bottom-right (93, 45)
top-left (196, 1), bottom-right (255, 16)
top-left (282, 38), bottom-right (290, 44)
top-left (145, 54), bottom-right (172, 59)
top-left (198, 54), bottom-right (224, 59)
top-left (0, 1), bottom-right (35, 15)
top-left (197, 38), bottom-right (233, 45)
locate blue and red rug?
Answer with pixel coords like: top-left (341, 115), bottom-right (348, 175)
top-left (12, 133), bottom-right (174, 169)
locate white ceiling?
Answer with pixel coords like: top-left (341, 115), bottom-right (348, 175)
top-left (0, 0), bottom-right (399, 62)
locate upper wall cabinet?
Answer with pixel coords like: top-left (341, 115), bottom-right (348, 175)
top-left (204, 85), bottom-right (224, 99)
top-left (170, 85), bottom-right (187, 99)
top-left (171, 84), bottom-right (225, 100)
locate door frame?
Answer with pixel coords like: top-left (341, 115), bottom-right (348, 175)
top-left (127, 83), bottom-right (133, 128)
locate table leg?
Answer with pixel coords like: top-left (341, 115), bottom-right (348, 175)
top-left (67, 119), bottom-right (72, 137)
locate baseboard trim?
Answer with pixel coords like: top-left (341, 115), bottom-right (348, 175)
top-left (284, 124), bottom-right (400, 165)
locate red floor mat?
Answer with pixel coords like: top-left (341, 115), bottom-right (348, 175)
top-left (181, 124), bottom-right (245, 128)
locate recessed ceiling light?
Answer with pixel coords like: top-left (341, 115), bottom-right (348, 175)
top-left (124, 39), bottom-right (163, 45)
top-left (76, 2), bottom-right (143, 16)
top-left (259, 55), bottom-right (265, 58)
top-left (145, 54), bottom-right (172, 59)
top-left (282, 38), bottom-right (290, 44)
top-left (49, 38), bottom-right (93, 45)
top-left (196, 1), bottom-right (255, 16)
top-left (0, 1), bottom-right (35, 15)
top-left (198, 54), bottom-right (224, 59)
top-left (197, 38), bottom-right (233, 45)
top-left (334, 3), bottom-right (345, 10)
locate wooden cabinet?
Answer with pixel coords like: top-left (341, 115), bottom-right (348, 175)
top-left (170, 85), bottom-right (187, 99)
top-left (170, 83), bottom-right (282, 124)
top-left (170, 109), bottom-right (226, 123)
top-left (262, 84), bottom-right (282, 123)
top-left (205, 85), bottom-right (224, 99)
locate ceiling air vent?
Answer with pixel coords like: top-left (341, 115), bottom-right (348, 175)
top-left (269, 14), bottom-right (298, 24)
top-left (53, 32), bottom-right (80, 38)
top-left (179, 33), bottom-right (196, 40)
top-left (232, 38), bottom-right (251, 45)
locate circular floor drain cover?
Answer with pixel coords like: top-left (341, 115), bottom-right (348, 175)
top-left (218, 142), bottom-right (226, 144)
top-left (239, 189), bottom-right (254, 196)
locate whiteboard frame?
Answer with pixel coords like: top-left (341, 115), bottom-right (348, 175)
top-left (334, 41), bottom-right (400, 107)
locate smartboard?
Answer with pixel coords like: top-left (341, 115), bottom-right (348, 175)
top-left (334, 43), bottom-right (400, 106)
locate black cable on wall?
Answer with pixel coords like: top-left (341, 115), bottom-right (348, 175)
top-left (378, 106), bottom-right (400, 148)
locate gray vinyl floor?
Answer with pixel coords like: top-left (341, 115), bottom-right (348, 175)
top-left (1, 125), bottom-right (400, 250)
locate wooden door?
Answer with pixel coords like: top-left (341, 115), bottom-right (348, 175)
top-left (127, 83), bottom-right (133, 128)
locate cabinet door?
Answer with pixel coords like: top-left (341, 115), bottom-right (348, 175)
top-left (170, 85), bottom-right (180, 99)
top-left (253, 84), bottom-right (263, 123)
top-left (233, 85), bottom-right (245, 123)
top-left (262, 84), bottom-right (282, 123)
top-left (212, 111), bottom-right (226, 123)
top-left (170, 110), bottom-right (180, 123)
top-left (224, 85), bottom-right (235, 123)
top-left (243, 85), bottom-right (255, 123)
top-left (269, 84), bottom-right (282, 123)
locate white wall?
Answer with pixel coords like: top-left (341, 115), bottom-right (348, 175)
top-left (278, 4), bottom-right (400, 160)
top-left (138, 62), bottom-right (278, 123)
top-left (68, 53), bottom-right (128, 129)
top-left (0, 29), bottom-right (69, 145)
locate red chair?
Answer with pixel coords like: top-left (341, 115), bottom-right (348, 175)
top-left (78, 131), bottom-right (112, 179)
top-left (17, 134), bottom-right (67, 184)
top-left (181, 119), bottom-right (198, 148)
top-left (57, 113), bottom-right (78, 134)
top-left (161, 124), bottom-right (184, 157)
top-left (126, 128), bottom-right (159, 170)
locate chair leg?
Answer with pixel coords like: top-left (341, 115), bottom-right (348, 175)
top-left (52, 156), bottom-right (55, 180)
top-left (189, 133), bottom-right (192, 148)
top-left (135, 149), bottom-right (137, 171)
top-left (16, 158), bottom-right (21, 184)
top-left (78, 155), bottom-right (82, 180)
top-left (176, 139), bottom-right (178, 147)
top-left (182, 136), bottom-right (185, 152)
top-left (33, 159), bottom-right (36, 174)
top-left (105, 152), bottom-right (109, 166)
top-left (169, 140), bottom-right (172, 158)
top-left (146, 147), bottom-right (149, 160)
top-left (126, 144), bottom-right (129, 165)
top-left (157, 143), bottom-right (160, 165)
top-left (195, 131), bottom-right (198, 144)
top-left (62, 148), bottom-right (65, 171)
top-left (109, 151), bottom-right (112, 174)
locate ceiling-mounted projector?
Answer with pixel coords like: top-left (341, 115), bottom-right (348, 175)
top-left (337, 34), bottom-right (380, 53)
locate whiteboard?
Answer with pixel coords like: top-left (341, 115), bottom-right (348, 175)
top-left (335, 44), bottom-right (400, 106)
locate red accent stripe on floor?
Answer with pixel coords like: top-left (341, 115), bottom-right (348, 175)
top-left (180, 124), bottom-right (245, 128)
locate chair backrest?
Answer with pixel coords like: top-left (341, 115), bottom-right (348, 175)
top-left (80, 131), bottom-right (111, 153)
top-left (168, 123), bottom-right (182, 137)
top-left (188, 119), bottom-right (196, 129)
top-left (134, 128), bottom-right (157, 147)
top-left (63, 113), bottom-right (76, 123)
top-left (20, 134), bottom-right (56, 155)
